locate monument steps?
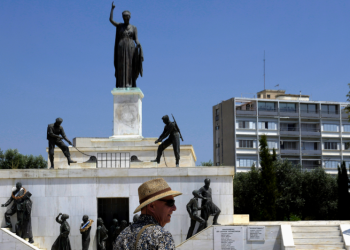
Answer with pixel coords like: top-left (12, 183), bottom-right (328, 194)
top-left (292, 225), bottom-right (345, 250)
top-left (1, 228), bottom-right (46, 250)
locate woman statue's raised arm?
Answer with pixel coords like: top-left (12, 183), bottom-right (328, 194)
top-left (109, 1), bottom-right (119, 27)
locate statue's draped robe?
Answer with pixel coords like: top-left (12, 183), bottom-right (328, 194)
top-left (52, 221), bottom-right (71, 250)
top-left (114, 23), bottom-right (143, 88)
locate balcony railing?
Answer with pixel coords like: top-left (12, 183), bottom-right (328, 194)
top-left (280, 149), bottom-right (299, 154)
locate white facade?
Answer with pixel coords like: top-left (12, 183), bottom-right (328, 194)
top-left (214, 97), bottom-right (350, 174)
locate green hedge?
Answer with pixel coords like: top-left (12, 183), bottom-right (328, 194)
top-left (0, 148), bottom-right (47, 169)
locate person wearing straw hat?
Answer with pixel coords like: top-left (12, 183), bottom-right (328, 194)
top-left (113, 178), bottom-right (181, 250)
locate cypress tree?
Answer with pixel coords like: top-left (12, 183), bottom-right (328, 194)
top-left (338, 161), bottom-right (349, 219)
top-left (259, 134), bottom-right (277, 221)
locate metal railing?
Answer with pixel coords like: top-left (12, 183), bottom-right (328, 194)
top-left (280, 127), bottom-right (299, 131)
top-left (97, 153), bottom-right (130, 168)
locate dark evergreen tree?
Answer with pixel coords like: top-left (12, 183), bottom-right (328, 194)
top-left (337, 161), bottom-right (349, 219)
top-left (259, 135), bottom-right (277, 221)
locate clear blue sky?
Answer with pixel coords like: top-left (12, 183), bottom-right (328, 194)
top-left (0, 0), bottom-right (349, 163)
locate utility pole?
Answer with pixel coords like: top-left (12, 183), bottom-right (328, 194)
top-left (263, 50), bottom-right (265, 90)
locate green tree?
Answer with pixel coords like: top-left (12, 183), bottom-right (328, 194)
top-left (345, 83), bottom-right (350, 116)
top-left (337, 161), bottom-right (349, 219)
top-left (275, 159), bottom-right (304, 220)
top-left (200, 160), bottom-right (213, 166)
top-left (0, 148), bottom-right (47, 169)
top-left (233, 166), bottom-right (262, 220)
top-left (259, 134), bottom-right (277, 221)
top-left (301, 168), bottom-right (338, 220)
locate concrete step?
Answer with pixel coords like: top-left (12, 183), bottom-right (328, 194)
top-left (295, 244), bottom-right (345, 249)
top-left (292, 226), bottom-right (340, 232)
top-left (293, 231), bottom-right (341, 237)
top-left (294, 237), bottom-right (343, 244)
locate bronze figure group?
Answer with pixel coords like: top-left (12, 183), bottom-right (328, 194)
top-left (186, 178), bottom-right (221, 239)
top-left (1, 182), bottom-right (34, 244)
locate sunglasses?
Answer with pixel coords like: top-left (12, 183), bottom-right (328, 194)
top-left (158, 199), bottom-right (176, 207)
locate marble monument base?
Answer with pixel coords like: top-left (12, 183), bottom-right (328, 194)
top-left (110, 87), bottom-right (143, 140)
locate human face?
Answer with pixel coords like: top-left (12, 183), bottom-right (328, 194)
top-left (82, 216), bottom-right (88, 222)
top-left (204, 179), bottom-right (210, 186)
top-left (152, 195), bottom-right (176, 227)
top-left (123, 15), bottom-right (130, 24)
top-left (16, 183), bottom-right (22, 190)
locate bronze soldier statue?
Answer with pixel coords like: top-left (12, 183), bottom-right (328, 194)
top-left (97, 218), bottom-right (108, 250)
top-left (151, 115), bottom-right (181, 167)
top-left (1, 182), bottom-right (34, 244)
top-left (80, 215), bottom-right (93, 250)
top-left (199, 178), bottom-right (221, 227)
top-left (47, 118), bottom-right (76, 168)
top-left (186, 190), bottom-right (206, 239)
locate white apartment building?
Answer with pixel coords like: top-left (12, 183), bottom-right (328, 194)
top-left (212, 90), bottom-right (350, 174)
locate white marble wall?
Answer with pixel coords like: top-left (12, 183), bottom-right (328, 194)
top-left (0, 168), bottom-right (234, 250)
top-left (176, 225), bottom-right (281, 250)
top-left (0, 229), bottom-right (38, 250)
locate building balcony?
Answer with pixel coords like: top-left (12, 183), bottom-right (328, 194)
top-left (302, 150), bottom-right (322, 155)
top-left (258, 108), bottom-right (278, 116)
top-left (279, 109), bottom-right (299, 117)
top-left (301, 129), bottom-right (321, 137)
top-left (321, 111), bottom-right (339, 118)
top-left (236, 110), bottom-right (257, 116)
top-left (300, 110), bottom-right (320, 118)
top-left (280, 129), bottom-right (300, 136)
top-left (280, 149), bottom-right (300, 155)
top-left (302, 165), bottom-right (322, 170)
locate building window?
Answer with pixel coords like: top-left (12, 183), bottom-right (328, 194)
top-left (238, 140), bottom-right (254, 148)
top-left (216, 143), bottom-right (220, 148)
top-left (267, 141), bottom-right (278, 149)
top-left (258, 94), bottom-right (261, 98)
top-left (301, 142), bottom-right (318, 150)
top-left (239, 159), bottom-right (256, 167)
top-left (215, 109), bottom-right (219, 121)
top-left (301, 123), bottom-right (319, 132)
top-left (267, 95), bottom-right (270, 98)
top-left (280, 141), bottom-right (298, 150)
top-left (280, 123), bottom-right (298, 131)
top-left (344, 125), bottom-right (350, 132)
top-left (216, 162), bottom-right (220, 166)
top-left (280, 103), bottom-right (297, 113)
top-left (259, 121), bottom-right (277, 130)
top-left (300, 104), bottom-right (317, 113)
top-left (321, 104), bottom-right (338, 114)
top-left (344, 142), bottom-right (350, 150)
top-left (324, 161), bottom-right (340, 168)
top-left (215, 126), bottom-right (220, 130)
top-left (258, 102), bottom-right (276, 111)
top-left (324, 142), bottom-right (338, 150)
top-left (238, 121), bottom-right (255, 129)
top-left (323, 124), bottom-right (339, 132)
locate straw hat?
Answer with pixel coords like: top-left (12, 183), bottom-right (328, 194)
top-left (133, 178), bottom-right (182, 213)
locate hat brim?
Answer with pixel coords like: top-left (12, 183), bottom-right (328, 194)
top-left (133, 190), bottom-right (182, 214)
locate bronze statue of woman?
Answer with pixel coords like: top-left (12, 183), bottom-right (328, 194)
top-left (52, 213), bottom-right (71, 250)
top-left (109, 1), bottom-right (143, 88)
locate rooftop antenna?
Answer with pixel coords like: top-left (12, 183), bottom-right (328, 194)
top-left (263, 50), bottom-right (265, 90)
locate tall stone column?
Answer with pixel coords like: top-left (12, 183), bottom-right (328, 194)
top-left (110, 88), bottom-right (144, 140)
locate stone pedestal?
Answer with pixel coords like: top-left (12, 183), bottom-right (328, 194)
top-left (110, 87), bottom-right (144, 140)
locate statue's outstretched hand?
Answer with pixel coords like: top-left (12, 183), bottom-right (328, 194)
top-left (112, 1), bottom-right (115, 9)
top-left (154, 140), bottom-right (159, 144)
top-left (67, 140), bottom-right (72, 146)
top-left (1, 204), bottom-right (5, 207)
